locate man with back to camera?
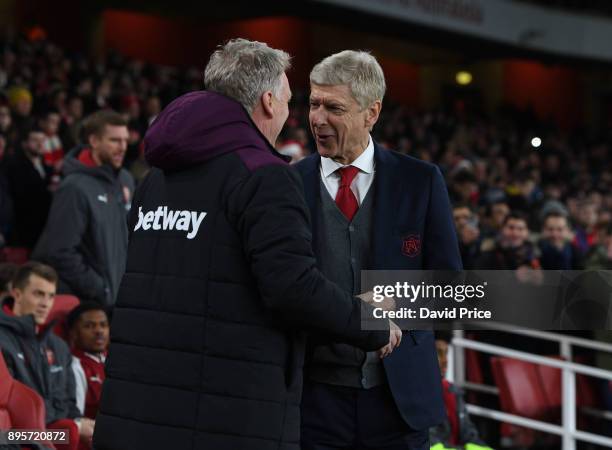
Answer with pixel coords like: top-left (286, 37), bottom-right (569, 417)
top-left (295, 50), bottom-right (462, 450)
top-left (92, 39), bottom-right (400, 450)
top-left (33, 110), bottom-right (134, 306)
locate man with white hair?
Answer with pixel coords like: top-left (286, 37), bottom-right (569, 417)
top-left (296, 50), bottom-right (462, 450)
top-left (93, 39), bottom-right (397, 450)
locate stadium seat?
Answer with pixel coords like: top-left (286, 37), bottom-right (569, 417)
top-left (0, 350), bottom-right (48, 430)
top-left (465, 333), bottom-right (485, 384)
top-left (0, 247), bottom-right (30, 265)
top-left (535, 356), bottom-right (562, 422)
top-left (491, 357), bottom-right (550, 447)
top-left (491, 357), bottom-right (550, 420)
top-left (46, 294), bottom-right (80, 341)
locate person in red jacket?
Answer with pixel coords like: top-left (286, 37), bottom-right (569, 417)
top-left (68, 302), bottom-right (109, 421)
top-left (431, 331), bottom-right (492, 450)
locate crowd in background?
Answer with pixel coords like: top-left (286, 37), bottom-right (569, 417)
top-left (1, 34), bottom-right (611, 275)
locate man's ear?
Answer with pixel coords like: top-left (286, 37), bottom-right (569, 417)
top-left (260, 91), bottom-right (274, 118)
top-left (88, 133), bottom-right (101, 150)
top-left (365, 100), bottom-right (382, 131)
top-left (10, 287), bottom-right (19, 302)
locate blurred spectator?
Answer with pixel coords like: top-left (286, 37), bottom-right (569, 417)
top-left (476, 211), bottom-right (540, 271)
top-left (39, 109), bottom-right (64, 174)
top-left (481, 200), bottom-right (510, 239)
top-left (143, 95), bottom-right (161, 127)
top-left (0, 104), bottom-right (18, 153)
top-left (506, 171), bottom-right (543, 228)
top-left (33, 110), bottom-right (134, 305)
top-left (538, 211), bottom-right (581, 269)
top-left (449, 170), bottom-right (479, 206)
top-left (0, 262), bottom-right (93, 450)
top-left (453, 203), bottom-right (481, 269)
top-left (61, 95), bottom-right (84, 150)
top-left (67, 302), bottom-right (109, 421)
top-left (431, 331), bottom-right (492, 450)
top-left (277, 126), bottom-right (309, 163)
top-left (572, 201), bottom-right (599, 255)
top-left (7, 86), bottom-right (34, 138)
top-left (4, 125), bottom-right (53, 248)
top-left (583, 224), bottom-right (612, 270)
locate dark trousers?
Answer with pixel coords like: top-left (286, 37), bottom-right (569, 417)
top-left (301, 381), bottom-right (429, 450)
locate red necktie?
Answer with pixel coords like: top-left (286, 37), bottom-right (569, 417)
top-left (335, 166), bottom-right (360, 221)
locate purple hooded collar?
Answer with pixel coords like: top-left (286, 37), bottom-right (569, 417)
top-left (144, 91), bottom-right (289, 171)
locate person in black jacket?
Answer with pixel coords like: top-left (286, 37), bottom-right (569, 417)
top-left (0, 262), bottom-right (94, 449)
top-left (92, 39), bottom-right (396, 450)
top-left (4, 126), bottom-right (53, 249)
top-left (33, 111), bottom-right (135, 305)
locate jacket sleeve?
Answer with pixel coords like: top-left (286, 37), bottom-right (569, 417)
top-left (227, 164), bottom-right (389, 351)
top-left (34, 182), bottom-right (107, 303)
top-left (61, 344), bottom-right (82, 420)
top-left (424, 166), bottom-right (463, 270)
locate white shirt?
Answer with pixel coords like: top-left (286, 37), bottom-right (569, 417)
top-left (320, 136), bottom-right (375, 205)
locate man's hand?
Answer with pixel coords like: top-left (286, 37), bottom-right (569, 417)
top-left (377, 320), bottom-right (402, 358)
top-left (78, 417), bottom-right (95, 441)
top-left (358, 291), bottom-right (396, 311)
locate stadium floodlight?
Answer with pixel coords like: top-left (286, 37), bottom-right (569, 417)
top-left (456, 71), bottom-right (473, 86)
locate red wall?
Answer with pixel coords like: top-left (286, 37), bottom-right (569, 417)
top-left (102, 10), bottom-right (421, 105)
top-left (102, 10), bottom-right (312, 86)
top-left (378, 57), bottom-right (421, 108)
top-left (503, 60), bottom-right (583, 129)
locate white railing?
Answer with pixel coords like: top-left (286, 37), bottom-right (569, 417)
top-left (451, 325), bottom-right (612, 450)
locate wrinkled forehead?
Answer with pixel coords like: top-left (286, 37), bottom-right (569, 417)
top-left (309, 83), bottom-right (356, 104)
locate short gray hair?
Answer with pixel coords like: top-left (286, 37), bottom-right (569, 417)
top-left (204, 38), bottom-right (291, 113)
top-left (310, 50), bottom-right (386, 109)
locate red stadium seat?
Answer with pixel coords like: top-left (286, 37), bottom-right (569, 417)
top-left (46, 295), bottom-right (80, 341)
top-left (464, 332), bottom-right (486, 405)
top-left (491, 357), bottom-right (550, 447)
top-left (465, 333), bottom-right (485, 384)
top-left (0, 350), bottom-right (47, 429)
top-left (0, 247), bottom-right (30, 265)
top-left (535, 356), bottom-right (563, 421)
top-left (491, 357), bottom-right (550, 420)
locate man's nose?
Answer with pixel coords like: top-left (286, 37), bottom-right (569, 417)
top-left (310, 109), bottom-right (326, 128)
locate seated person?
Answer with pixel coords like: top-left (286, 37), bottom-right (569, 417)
top-left (431, 331), bottom-right (493, 450)
top-left (67, 302), bottom-right (109, 420)
top-left (0, 261), bottom-right (94, 450)
top-left (538, 211), bottom-right (581, 270)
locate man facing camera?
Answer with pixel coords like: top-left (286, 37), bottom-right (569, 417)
top-left (295, 50), bottom-right (462, 450)
top-left (33, 110), bottom-right (134, 306)
top-left (0, 262), bottom-right (94, 450)
top-left (68, 302), bottom-right (109, 421)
